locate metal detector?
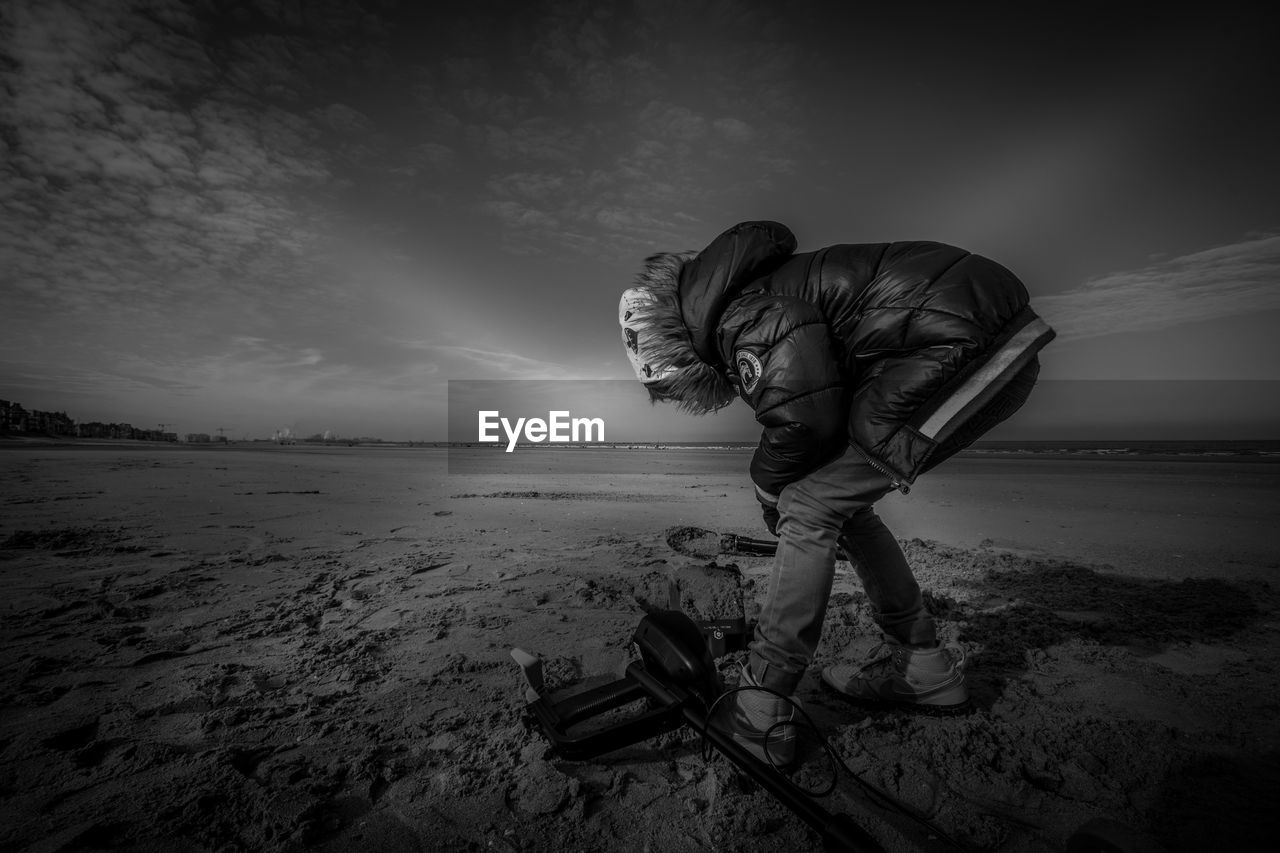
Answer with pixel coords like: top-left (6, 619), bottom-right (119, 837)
top-left (512, 609), bottom-right (885, 853)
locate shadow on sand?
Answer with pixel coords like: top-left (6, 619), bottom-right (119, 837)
top-left (1151, 750), bottom-right (1280, 852)
top-left (925, 562), bottom-right (1263, 706)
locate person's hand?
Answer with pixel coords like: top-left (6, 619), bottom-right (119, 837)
top-left (760, 502), bottom-right (779, 536)
top-left (755, 484), bottom-right (780, 536)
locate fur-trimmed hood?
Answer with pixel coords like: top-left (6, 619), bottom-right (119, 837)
top-left (619, 222), bottom-right (798, 415)
top-left (620, 250), bottom-right (736, 415)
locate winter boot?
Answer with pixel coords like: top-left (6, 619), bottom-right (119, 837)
top-left (709, 662), bottom-right (799, 768)
top-left (822, 640), bottom-right (969, 713)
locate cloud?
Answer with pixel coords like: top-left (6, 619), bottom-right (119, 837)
top-left (713, 117), bottom-right (754, 144)
top-left (470, 93), bottom-right (794, 257)
top-left (392, 340), bottom-right (592, 380)
top-left (486, 171), bottom-right (569, 200)
top-left (480, 159), bottom-right (695, 258)
top-left (639, 101), bottom-right (708, 141)
top-left (481, 200), bottom-right (560, 230)
top-left (0, 0), bottom-right (443, 436)
top-left (406, 142), bottom-right (456, 170)
top-left (0, 0), bottom-right (392, 330)
top-left (315, 103), bottom-right (376, 135)
top-left (1037, 233), bottom-right (1280, 340)
top-left (222, 336), bottom-right (324, 370)
top-left (527, 4), bottom-right (634, 106)
top-left (0, 1), bottom-right (811, 434)
top-left (461, 88), bottom-right (532, 123)
top-left (442, 56), bottom-right (490, 86)
top-left (0, 360), bottom-right (202, 398)
top-left (470, 116), bottom-right (587, 163)
top-left (399, 2), bottom-right (810, 259)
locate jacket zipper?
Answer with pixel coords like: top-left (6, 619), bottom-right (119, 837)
top-left (849, 443), bottom-right (911, 495)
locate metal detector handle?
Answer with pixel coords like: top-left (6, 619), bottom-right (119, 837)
top-left (553, 676), bottom-right (648, 727)
top-left (821, 812), bottom-right (884, 853)
top-left (721, 533), bottom-right (852, 563)
top-left (626, 665), bottom-right (884, 853)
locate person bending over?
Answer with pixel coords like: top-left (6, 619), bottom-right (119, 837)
top-left (618, 221), bottom-right (1054, 766)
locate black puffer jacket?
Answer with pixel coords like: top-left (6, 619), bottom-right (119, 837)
top-left (676, 221), bottom-right (1054, 494)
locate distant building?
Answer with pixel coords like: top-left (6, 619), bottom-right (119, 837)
top-left (0, 401), bottom-right (74, 436)
top-left (79, 422), bottom-right (137, 440)
top-left (185, 433), bottom-right (211, 443)
top-left (0, 398), bottom-right (175, 441)
top-left (0, 399), bottom-right (23, 433)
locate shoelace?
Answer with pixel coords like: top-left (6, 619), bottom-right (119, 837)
top-left (854, 641), bottom-right (898, 675)
top-left (854, 642), bottom-right (967, 675)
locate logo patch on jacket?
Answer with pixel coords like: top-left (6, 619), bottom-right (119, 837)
top-left (735, 350), bottom-right (762, 393)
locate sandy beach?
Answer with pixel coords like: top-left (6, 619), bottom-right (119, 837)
top-left (1, 443), bottom-right (1277, 852)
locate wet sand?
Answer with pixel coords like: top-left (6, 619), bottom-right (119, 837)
top-left (1, 443), bottom-right (1277, 852)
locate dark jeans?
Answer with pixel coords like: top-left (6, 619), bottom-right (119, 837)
top-left (748, 357), bottom-right (1041, 693)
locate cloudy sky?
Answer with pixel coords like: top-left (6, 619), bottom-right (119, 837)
top-left (2, 1), bottom-right (1278, 440)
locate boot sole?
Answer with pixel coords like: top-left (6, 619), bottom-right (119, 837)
top-left (819, 679), bottom-right (973, 716)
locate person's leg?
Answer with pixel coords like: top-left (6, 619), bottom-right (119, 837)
top-left (822, 507), bottom-right (969, 711)
top-left (820, 491), bottom-right (967, 711)
top-left (717, 450), bottom-right (895, 765)
top-left (839, 507), bottom-right (936, 648)
top-left (748, 451), bottom-right (897, 693)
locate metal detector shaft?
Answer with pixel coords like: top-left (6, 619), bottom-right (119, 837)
top-left (627, 663), bottom-right (884, 853)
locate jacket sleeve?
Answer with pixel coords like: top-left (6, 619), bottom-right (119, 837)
top-left (729, 296), bottom-right (847, 495)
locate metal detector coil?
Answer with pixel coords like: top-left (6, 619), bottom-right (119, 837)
top-left (510, 610), bottom-right (719, 761)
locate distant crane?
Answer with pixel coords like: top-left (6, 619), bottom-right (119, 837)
top-left (158, 423), bottom-right (170, 433)
top-left (216, 427), bottom-right (227, 438)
